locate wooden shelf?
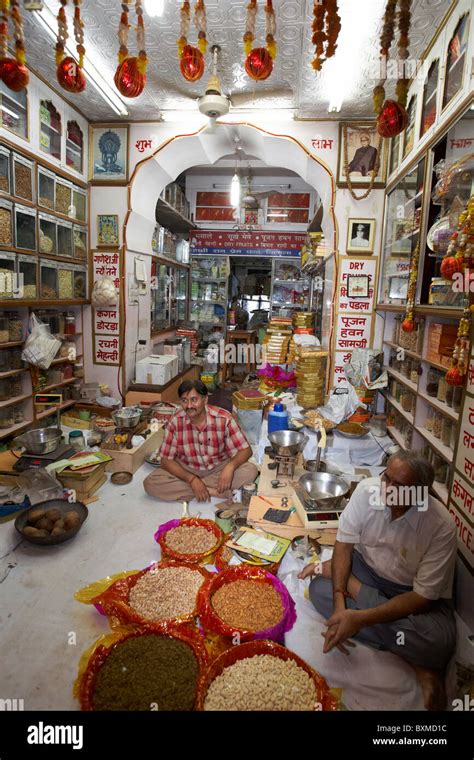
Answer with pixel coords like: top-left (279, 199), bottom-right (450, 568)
top-left (377, 303), bottom-right (406, 313)
top-left (0, 341), bottom-right (24, 349)
top-left (0, 393), bottom-right (30, 409)
top-left (420, 356), bottom-right (451, 373)
top-left (417, 390), bottom-right (459, 421)
top-left (377, 304), bottom-right (464, 319)
top-left (0, 418), bottom-right (34, 440)
top-left (50, 354), bottom-right (83, 365)
top-left (387, 425), bottom-right (407, 449)
top-left (34, 377), bottom-right (76, 394)
top-left (0, 368), bottom-right (28, 379)
top-left (383, 392), bottom-right (415, 425)
top-left (432, 481), bottom-right (449, 505)
top-left (383, 341), bottom-right (422, 360)
top-left (156, 197), bottom-right (195, 233)
top-left (35, 399), bottom-right (75, 420)
top-left (415, 426), bottom-right (453, 463)
top-left (386, 367), bottom-right (418, 392)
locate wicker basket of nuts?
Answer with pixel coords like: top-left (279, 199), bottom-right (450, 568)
top-left (197, 639), bottom-right (338, 711)
top-left (197, 564), bottom-right (296, 643)
top-left (154, 517), bottom-right (224, 565)
top-left (76, 560), bottom-right (211, 627)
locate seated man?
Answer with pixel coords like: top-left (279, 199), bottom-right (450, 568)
top-left (144, 379), bottom-right (258, 502)
top-left (298, 451), bottom-right (457, 711)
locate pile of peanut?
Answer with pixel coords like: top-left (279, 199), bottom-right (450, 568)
top-left (128, 566), bottom-right (204, 621)
top-left (164, 525), bottom-right (217, 555)
top-left (211, 580), bottom-right (283, 631)
top-left (204, 655), bottom-right (317, 711)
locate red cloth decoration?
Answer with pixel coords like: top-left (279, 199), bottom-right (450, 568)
top-left (245, 47), bottom-right (273, 80)
top-left (376, 99), bottom-right (408, 138)
top-left (114, 56), bottom-right (146, 98)
top-left (401, 318), bottom-right (415, 332)
top-left (0, 58), bottom-right (29, 91)
top-left (446, 367), bottom-right (463, 386)
top-left (440, 256), bottom-right (463, 280)
top-left (57, 56), bottom-right (86, 93)
top-left (180, 45), bottom-right (205, 82)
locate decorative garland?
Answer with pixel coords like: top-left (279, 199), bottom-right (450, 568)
top-left (401, 242), bottom-right (419, 332)
top-left (243, 0), bottom-right (276, 81)
top-left (440, 195), bottom-right (474, 280)
top-left (114, 0), bottom-right (148, 97)
top-left (343, 123), bottom-right (382, 201)
top-left (446, 308), bottom-right (471, 386)
top-left (55, 0), bottom-right (85, 92)
top-left (311, 0), bottom-right (341, 72)
top-left (0, 0), bottom-right (29, 91)
top-left (374, 0), bottom-right (411, 138)
top-left (177, 0), bottom-right (206, 81)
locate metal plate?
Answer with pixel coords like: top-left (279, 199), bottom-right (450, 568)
top-left (15, 499), bottom-right (88, 546)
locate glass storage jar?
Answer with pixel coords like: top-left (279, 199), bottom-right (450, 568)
top-left (40, 259), bottom-right (59, 300)
top-left (37, 166), bottom-right (55, 210)
top-left (410, 362), bottom-right (419, 385)
top-left (0, 378), bottom-right (10, 400)
top-left (69, 430), bottom-right (85, 452)
top-left (64, 314), bottom-right (76, 335)
top-left (73, 267), bottom-right (86, 299)
top-left (15, 203), bottom-right (36, 251)
top-left (0, 198), bottom-right (13, 246)
top-left (432, 412), bottom-right (442, 439)
top-left (437, 375), bottom-right (448, 404)
top-left (7, 312), bottom-right (23, 342)
top-left (426, 367), bottom-right (441, 397)
top-left (453, 387), bottom-right (463, 413)
top-left (0, 146), bottom-right (11, 194)
top-left (17, 254), bottom-right (38, 300)
top-left (72, 187), bottom-right (86, 223)
top-left (0, 316), bottom-right (9, 343)
top-left (10, 348), bottom-right (22, 368)
top-left (425, 407), bottom-right (434, 432)
top-left (58, 265), bottom-right (74, 299)
top-left (12, 154), bottom-right (33, 202)
top-left (39, 213), bottom-right (57, 255)
top-left (13, 405), bottom-right (24, 424)
top-left (433, 455), bottom-right (448, 483)
top-left (0, 407), bottom-right (15, 429)
top-left (445, 384), bottom-right (454, 407)
top-left (73, 226), bottom-right (87, 260)
top-left (0, 349), bottom-right (9, 373)
top-left (55, 178), bottom-right (72, 216)
top-left (9, 374), bottom-right (22, 397)
top-left (441, 417), bottom-right (452, 447)
top-left (57, 219), bottom-right (73, 257)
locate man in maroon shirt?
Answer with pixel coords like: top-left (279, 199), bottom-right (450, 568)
top-left (143, 380), bottom-right (258, 502)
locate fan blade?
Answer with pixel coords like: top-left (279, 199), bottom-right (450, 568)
top-left (230, 86), bottom-right (293, 108)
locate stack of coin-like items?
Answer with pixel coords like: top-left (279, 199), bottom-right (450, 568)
top-left (295, 345), bottom-right (328, 408)
top-left (262, 317), bottom-right (292, 364)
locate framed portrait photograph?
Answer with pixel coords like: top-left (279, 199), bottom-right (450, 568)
top-left (346, 218), bottom-right (376, 254)
top-left (97, 214), bottom-right (119, 248)
top-left (90, 124), bottom-right (129, 183)
top-left (347, 274), bottom-right (370, 299)
top-left (337, 122), bottom-right (388, 188)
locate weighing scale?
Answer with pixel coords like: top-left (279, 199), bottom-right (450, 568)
top-left (292, 484), bottom-right (345, 530)
top-left (13, 443), bottom-right (75, 472)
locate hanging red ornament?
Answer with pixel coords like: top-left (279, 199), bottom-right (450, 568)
top-left (446, 367), bottom-right (463, 386)
top-left (245, 47), bottom-right (273, 81)
top-left (440, 255), bottom-right (464, 280)
top-left (401, 318), bottom-right (415, 333)
top-left (57, 55), bottom-right (86, 93)
top-left (114, 56), bottom-right (146, 98)
top-left (377, 99), bottom-right (408, 138)
top-left (179, 44), bottom-right (204, 82)
top-left (1, 58), bottom-right (29, 91)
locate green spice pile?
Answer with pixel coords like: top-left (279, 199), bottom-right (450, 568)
top-left (92, 634), bottom-right (199, 711)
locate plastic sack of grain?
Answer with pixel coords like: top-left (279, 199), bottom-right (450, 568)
top-left (74, 624), bottom-right (208, 711)
top-left (197, 564), bottom-right (296, 644)
top-left (91, 276), bottom-right (118, 307)
top-left (154, 517), bottom-right (224, 564)
top-left (75, 560), bottom-right (211, 628)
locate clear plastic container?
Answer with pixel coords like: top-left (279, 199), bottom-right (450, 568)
top-left (57, 219), bottom-right (73, 258)
top-left (7, 311), bottom-right (23, 342)
top-left (445, 384), bottom-right (454, 408)
top-left (12, 153), bottom-right (33, 202)
top-left (72, 186), bottom-right (86, 222)
top-left (0, 146), bottom-right (11, 195)
top-left (0, 407), bottom-right (15, 429)
top-left (441, 417), bottom-right (452, 447)
top-left (0, 316), bottom-right (9, 344)
top-left (0, 198), bottom-right (13, 246)
top-left (10, 348), bottom-right (23, 369)
top-left (425, 407), bottom-right (434, 432)
top-left (73, 226), bottom-right (87, 260)
top-left (0, 377), bottom-right (10, 400)
top-left (18, 254), bottom-right (38, 300)
top-left (15, 203), bottom-right (36, 251)
top-left (9, 374), bottom-right (22, 397)
top-left (58, 265), bottom-right (74, 299)
top-left (55, 177), bottom-right (72, 216)
top-left (73, 267), bottom-right (86, 299)
top-left (38, 166), bottom-right (55, 210)
top-left (453, 387), bottom-right (463, 413)
top-left (426, 367), bottom-right (442, 397)
top-left (0, 251), bottom-right (16, 300)
top-left (39, 213), bottom-right (57, 255)
top-left (432, 412), bottom-right (442, 439)
top-left (0, 349), bottom-right (9, 372)
top-left (40, 259), bottom-right (58, 300)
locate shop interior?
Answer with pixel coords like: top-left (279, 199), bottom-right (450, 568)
top-left (0, 0), bottom-right (472, 723)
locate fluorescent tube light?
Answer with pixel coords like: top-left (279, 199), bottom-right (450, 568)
top-left (230, 172), bottom-right (240, 207)
top-left (144, 0), bottom-right (165, 17)
top-left (33, 6), bottom-right (129, 117)
top-left (1, 104), bottom-right (20, 120)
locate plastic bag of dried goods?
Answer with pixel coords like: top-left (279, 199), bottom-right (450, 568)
top-left (21, 313), bottom-right (62, 370)
top-left (154, 518), bottom-right (224, 565)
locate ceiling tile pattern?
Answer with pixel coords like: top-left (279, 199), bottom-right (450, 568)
top-left (21, 0), bottom-right (452, 122)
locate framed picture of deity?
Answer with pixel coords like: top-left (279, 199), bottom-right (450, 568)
top-left (337, 122), bottom-right (388, 189)
top-left (97, 214), bottom-right (119, 248)
top-left (89, 124), bottom-right (129, 184)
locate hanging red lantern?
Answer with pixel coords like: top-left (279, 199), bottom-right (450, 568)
top-left (114, 56), bottom-right (146, 98)
top-left (57, 56), bottom-right (86, 93)
top-left (1, 58), bottom-right (29, 91)
top-left (401, 318), bottom-right (415, 333)
top-left (376, 99), bottom-right (408, 138)
top-left (179, 44), bottom-right (204, 82)
top-left (446, 367), bottom-right (463, 386)
top-left (245, 47), bottom-right (273, 81)
top-left (440, 255), bottom-right (464, 280)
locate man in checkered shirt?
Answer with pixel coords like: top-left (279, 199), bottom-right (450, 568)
top-left (144, 380), bottom-right (258, 502)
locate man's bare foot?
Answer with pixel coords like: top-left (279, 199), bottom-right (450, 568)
top-left (413, 665), bottom-right (447, 711)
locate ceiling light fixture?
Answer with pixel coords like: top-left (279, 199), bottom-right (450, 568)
top-left (144, 0), bottom-right (165, 18)
top-left (33, 5), bottom-right (129, 117)
top-left (230, 172), bottom-right (241, 207)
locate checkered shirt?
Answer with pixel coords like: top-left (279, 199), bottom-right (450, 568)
top-left (159, 404), bottom-right (250, 471)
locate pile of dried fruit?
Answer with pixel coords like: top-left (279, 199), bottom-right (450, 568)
top-left (128, 566), bottom-right (204, 621)
top-left (211, 580), bottom-right (283, 631)
top-left (22, 507), bottom-right (81, 539)
top-left (164, 525), bottom-right (217, 555)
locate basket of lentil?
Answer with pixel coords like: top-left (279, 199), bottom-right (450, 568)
top-left (154, 517), bottom-right (224, 564)
top-left (197, 639), bottom-right (338, 711)
top-left (75, 625), bottom-right (208, 711)
top-left (75, 561), bottom-right (211, 628)
top-left (197, 564), bottom-right (296, 643)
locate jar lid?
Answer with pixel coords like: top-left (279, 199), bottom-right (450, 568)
top-left (69, 430), bottom-right (83, 438)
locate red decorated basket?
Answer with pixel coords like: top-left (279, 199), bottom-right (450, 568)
top-left (154, 517), bottom-right (224, 564)
top-left (196, 639), bottom-right (338, 711)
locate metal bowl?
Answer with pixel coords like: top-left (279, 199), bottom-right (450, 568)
top-left (298, 472), bottom-right (350, 510)
top-left (15, 499), bottom-right (88, 546)
top-left (14, 427), bottom-right (62, 455)
top-left (268, 430), bottom-right (308, 457)
top-left (111, 408), bottom-right (142, 428)
top-left (335, 423), bottom-right (369, 439)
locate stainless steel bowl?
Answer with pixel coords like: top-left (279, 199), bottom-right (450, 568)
top-left (15, 499), bottom-right (88, 546)
top-left (305, 459), bottom-right (342, 475)
top-left (111, 408), bottom-right (142, 428)
top-left (298, 472), bottom-right (350, 510)
top-left (268, 430), bottom-right (308, 457)
top-left (14, 427), bottom-right (62, 455)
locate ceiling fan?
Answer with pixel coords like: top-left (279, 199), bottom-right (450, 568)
top-left (162, 45), bottom-right (293, 129)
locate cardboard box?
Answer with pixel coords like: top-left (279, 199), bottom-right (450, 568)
top-left (101, 426), bottom-right (164, 474)
top-left (135, 355), bottom-right (178, 385)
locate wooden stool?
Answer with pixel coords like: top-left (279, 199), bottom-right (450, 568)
top-left (222, 329), bottom-right (257, 386)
